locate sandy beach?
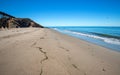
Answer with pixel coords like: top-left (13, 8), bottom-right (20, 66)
top-left (0, 28), bottom-right (120, 75)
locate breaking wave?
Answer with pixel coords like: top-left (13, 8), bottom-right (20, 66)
top-left (64, 30), bottom-right (120, 45)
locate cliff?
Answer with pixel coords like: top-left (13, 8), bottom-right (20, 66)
top-left (0, 11), bottom-right (44, 28)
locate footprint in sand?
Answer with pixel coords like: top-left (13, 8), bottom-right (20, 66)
top-left (72, 64), bottom-right (79, 70)
top-left (102, 68), bottom-right (106, 72)
top-left (59, 46), bottom-right (69, 52)
top-left (40, 37), bottom-right (44, 39)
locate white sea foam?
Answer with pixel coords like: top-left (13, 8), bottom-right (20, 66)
top-left (64, 30), bottom-right (120, 45)
top-left (53, 28), bottom-right (59, 31)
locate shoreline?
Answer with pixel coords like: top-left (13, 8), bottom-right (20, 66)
top-left (0, 28), bottom-right (120, 75)
top-left (64, 32), bottom-right (120, 52)
top-left (52, 29), bottom-right (120, 52)
top-left (49, 29), bottom-right (120, 75)
top-left (52, 28), bottom-right (120, 52)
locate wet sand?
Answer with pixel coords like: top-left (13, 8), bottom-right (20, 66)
top-left (0, 28), bottom-right (120, 75)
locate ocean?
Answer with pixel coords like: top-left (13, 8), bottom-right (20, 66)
top-left (51, 26), bottom-right (120, 52)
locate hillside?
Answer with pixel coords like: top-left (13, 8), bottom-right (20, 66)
top-left (0, 11), bottom-right (44, 28)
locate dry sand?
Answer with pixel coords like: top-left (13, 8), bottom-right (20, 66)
top-left (0, 28), bottom-right (120, 75)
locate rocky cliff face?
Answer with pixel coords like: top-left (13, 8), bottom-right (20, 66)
top-left (0, 18), bottom-right (44, 28)
top-left (0, 11), bottom-right (44, 29)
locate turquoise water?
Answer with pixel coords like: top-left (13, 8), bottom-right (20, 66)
top-left (51, 26), bottom-right (120, 52)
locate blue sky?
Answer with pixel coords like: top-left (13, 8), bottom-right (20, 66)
top-left (0, 0), bottom-right (120, 27)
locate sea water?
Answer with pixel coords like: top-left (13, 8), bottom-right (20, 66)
top-left (51, 26), bottom-right (120, 52)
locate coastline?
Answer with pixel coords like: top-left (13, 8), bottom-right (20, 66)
top-left (52, 26), bottom-right (120, 52)
top-left (0, 28), bottom-right (120, 75)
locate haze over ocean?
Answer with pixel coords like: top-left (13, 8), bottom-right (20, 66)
top-left (0, 0), bottom-right (120, 27)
